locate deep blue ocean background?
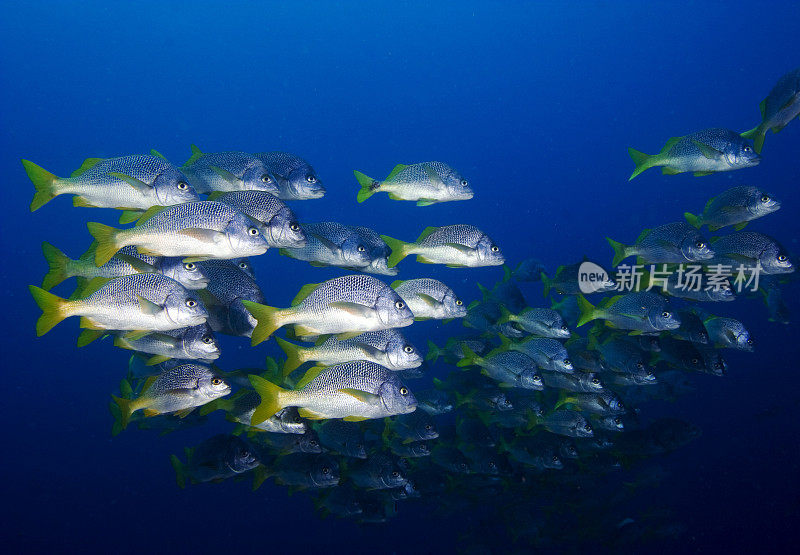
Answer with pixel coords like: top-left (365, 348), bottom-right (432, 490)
top-left (1, 2), bottom-right (798, 552)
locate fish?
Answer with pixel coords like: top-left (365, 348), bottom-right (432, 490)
top-left (531, 410), bottom-right (594, 438)
top-left (576, 292), bottom-right (680, 333)
top-left (499, 336), bottom-right (573, 373)
top-left (252, 430), bottom-right (324, 455)
top-left (276, 329), bottom-right (422, 376)
top-left (280, 222), bottom-right (374, 269)
top-left (345, 225), bottom-right (397, 276)
top-left (253, 453), bottom-right (340, 490)
top-left (590, 335), bottom-right (651, 374)
top-left (170, 434), bottom-right (259, 488)
top-left (607, 222), bottom-right (713, 266)
top-left (655, 336), bottom-right (710, 371)
top-left (541, 371), bottom-right (605, 393)
top-left (348, 454), bottom-right (408, 489)
top-left (24, 154), bottom-right (199, 212)
top-left (254, 151), bottom-right (325, 199)
top-left (381, 225), bottom-right (504, 268)
top-left (86, 200), bottom-right (270, 266)
top-left (430, 445), bottom-right (471, 474)
top-left (230, 257), bottom-right (256, 279)
top-left (243, 275), bottom-right (414, 345)
top-left (112, 363), bottom-right (230, 429)
top-left (671, 309), bottom-right (709, 344)
top-left (201, 391), bottom-right (308, 434)
top-left (501, 437), bottom-right (563, 471)
top-left (759, 277), bottom-right (790, 324)
top-left (457, 346), bottom-right (544, 390)
top-left (477, 273), bottom-right (528, 313)
top-left (384, 410), bottom-right (439, 442)
top-left (248, 361), bottom-right (417, 423)
top-left (391, 278), bottom-right (467, 320)
top-left (643, 266), bottom-right (736, 303)
top-left (628, 128), bottom-right (760, 179)
top-left (313, 487), bottom-right (363, 519)
top-left (706, 232), bottom-right (794, 275)
top-left (701, 314), bottom-right (753, 351)
top-left (511, 258), bottom-right (546, 282)
top-left (354, 161), bottom-right (473, 205)
top-left (425, 337), bottom-right (492, 365)
top-left (542, 260), bottom-right (617, 296)
top-left (684, 186), bottom-right (781, 231)
top-left (741, 67), bottom-right (800, 152)
top-left (181, 145), bottom-right (280, 195)
top-left (314, 420), bottom-right (367, 458)
top-left (590, 415), bottom-right (625, 433)
top-left (555, 391), bottom-right (627, 416)
top-left (29, 273), bottom-right (208, 336)
top-left (113, 323), bottom-right (220, 365)
top-left (197, 259), bottom-right (265, 338)
top-left (207, 190), bottom-right (307, 248)
top-left (415, 389), bottom-right (454, 415)
top-left (388, 437), bottom-right (431, 458)
top-left (499, 306), bottom-right (570, 339)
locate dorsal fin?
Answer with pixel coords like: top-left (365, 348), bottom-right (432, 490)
top-left (70, 158), bottom-right (105, 178)
top-left (150, 149), bottom-right (169, 162)
top-left (207, 191), bottom-right (224, 201)
top-left (416, 226), bottom-right (439, 243)
top-left (659, 137), bottom-right (682, 154)
top-left (291, 282), bottom-right (320, 306)
top-left (78, 276), bottom-right (112, 297)
top-left (635, 228), bottom-right (651, 244)
top-left (385, 164), bottom-right (408, 181)
top-left (295, 365), bottom-right (326, 389)
top-left (183, 144), bottom-right (204, 167)
top-left (390, 280), bottom-right (404, 289)
top-left (135, 205), bottom-right (166, 225)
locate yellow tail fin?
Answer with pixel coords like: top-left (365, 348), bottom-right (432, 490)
top-left (111, 395), bottom-right (136, 430)
top-left (41, 242), bottom-right (73, 290)
top-left (86, 222), bottom-right (121, 266)
top-left (23, 159), bottom-right (59, 211)
top-left (29, 285), bottom-right (70, 336)
top-left (380, 235), bottom-right (411, 268)
top-left (276, 337), bottom-right (307, 376)
top-left (249, 374), bottom-right (288, 424)
top-left (241, 301), bottom-right (285, 346)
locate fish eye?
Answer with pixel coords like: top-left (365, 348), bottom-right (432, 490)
top-left (322, 466), bottom-right (330, 475)
top-left (491, 246), bottom-right (500, 252)
top-left (306, 175), bottom-right (317, 183)
top-left (561, 325), bottom-right (568, 331)
top-left (310, 440), bottom-right (318, 446)
top-left (761, 194), bottom-right (770, 203)
top-left (403, 345), bottom-right (414, 353)
top-left (533, 374), bottom-right (541, 381)
top-left (563, 359), bottom-right (571, 366)
top-left (695, 241), bottom-right (706, 249)
top-left (391, 470), bottom-right (399, 477)
top-left (211, 377), bottom-right (223, 386)
top-left (691, 358), bottom-right (699, 365)
top-left (202, 335), bottom-right (214, 344)
top-left (746, 338), bottom-right (753, 345)
top-left (238, 261), bottom-right (248, 269)
top-left (183, 262), bottom-right (196, 270)
top-left (177, 181), bottom-right (189, 190)
top-left (552, 456), bottom-right (558, 463)
top-left (395, 300), bottom-right (405, 309)
top-left (425, 424), bottom-right (432, 430)
top-left (662, 311), bottom-right (671, 318)
top-left (289, 223), bottom-right (300, 231)
top-left (584, 424), bottom-right (592, 431)
top-left (399, 387), bottom-right (409, 395)
top-left (636, 362), bottom-right (644, 369)
top-left (614, 417), bottom-right (622, 424)
top-left (455, 299), bottom-right (463, 306)
top-left (357, 245), bottom-right (366, 252)
top-left (591, 378), bottom-right (600, 385)
top-left (186, 299), bottom-right (197, 307)
top-left (260, 174), bottom-right (272, 184)
top-left (489, 461), bottom-right (497, 469)
top-left (744, 146), bottom-right (752, 152)
top-left (777, 255), bottom-right (788, 262)
top-left (248, 227), bottom-right (260, 236)
top-left (460, 179), bottom-right (468, 186)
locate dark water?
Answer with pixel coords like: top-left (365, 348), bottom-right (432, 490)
top-left (1, 2), bottom-right (798, 553)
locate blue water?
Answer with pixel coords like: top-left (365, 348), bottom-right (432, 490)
top-left (2, 2), bottom-right (798, 552)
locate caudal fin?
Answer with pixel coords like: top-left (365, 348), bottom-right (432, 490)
top-left (170, 455), bottom-right (187, 489)
top-left (576, 294), bottom-right (597, 327)
top-left (541, 272), bottom-right (552, 297)
top-left (380, 235), bottom-right (411, 268)
top-left (241, 301), bottom-right (284, 346)
top-left (456, 345), bottom-right (480, 368)
top-left (425, 340), bottom-right (441, 362)
top-left (29, 285), bottom-right (69, 336)
top-left (41, 242), bottom-right (72, 290)
top-left (606, 237), bottom-right (629, 267)
top-left (354, 170), bottom-right (379, 203)
top-left (249, 374), bottom-right (288, 424)
top-left (627, 148), bottom-right (655, 180)
top-left (276, 337), bottom-right (306, 376)
top-left (86, 222), bottom-right (121, 266)
top-left (741, 125), bottom-right (766, 154)
top-left (111, 395), bottom-right (135, 430)
top-left (23, 159), bottom-right (59, 211)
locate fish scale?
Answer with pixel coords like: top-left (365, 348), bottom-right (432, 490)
top-left (80, 273), bottom-right (186, 307)
top-left (298, 275), bottom-right (393, 312)
top-left (212, 190), bottom-right (288, 223)
top-left (282, 222), bottom-right (370, 267)
top-left (133, 201), bottom-right (242, 233)
top-left (419, 224), bottom-right (486, 248)
top-left (183, 151), bottom-right (275, 194)
top-left (255, 151), bottom-right (310, 176)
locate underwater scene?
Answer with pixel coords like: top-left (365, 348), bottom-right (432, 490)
top-left (1, 2), bottom-right (799, 553)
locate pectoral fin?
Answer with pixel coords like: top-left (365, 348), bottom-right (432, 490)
top-left (137, 295), bottom-right (164, 316)
top-left (329, 301), bottom-right (372, 318)
top-left (177, 228), bottom-right (226, 244)
top-left (309, 233), bottom-right (341, 253)
top-left (443, 243), bottom-right (475, 255)
top-left (338, 388), bottom-right (381, 405)
top-left (416, 293), bottom-right (440, 307)
top-left (109, 172), bottom-right (152, 193)
top-left (209, 165), bottom-right (241, 185)
top-left (691, 140), bottom-right (723, 160)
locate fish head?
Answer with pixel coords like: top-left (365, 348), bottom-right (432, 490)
top-left (286, 167), bottom-right (325, 199)
top-left (648, 302), bottom-right (681, 331)
top-left (681, 229), bottom-right (714, 261)
top-left (225, 213), bottom-right (270, 256)
top-left (153, 167), bottom-right (201, 205)
top-left (276, 407), bottom-right (308, 434)
top-left (164, 288), bottom-right (209, 327)
top-left (519, 370), bottom-right (544, 391)
top-left (492, 391), bottom-right (514, 411)
top-left (702, 352), bottom-right (727, 376)
top-left (732, 326), bottom-right (754, 352)
top-left (746, 188), bottom-right (781, 218)
top-left (706, 280), bottom-right (736, 302)
top-left (365, 257), bottom-right (398, 276)
top-left (226, 437), bottom-right (260, 472)
top-left (441, 288), bottom-right (468, 318)
top-left (230, 258), bottom-right (256, 279)
top-left (375, 287), bottom-right (415, 328)
top-left (584, 373), bottom-right (606, 392)
top-left (308, 456), bottom-right (340, 488)
top-left (549, 315), bottom-right (571, 339)
top-left (183, 324), bottom-right (221, 360)
top-left (159, 258), bottom-right (209, 290)
top-left (575, 419), bottom-right (594, 438)
top-left (726, 137), bottom-right (761, 167)
top-left (476, 235), bottom-right (505, 266)
top-left (760, 244), bottom-right (794, 274)
top-left (379, 376), bottom-right (417, 416)
top-left (298, 431), bottom-right (325, 454)
top-left (266, 207), bottom-right (306, 248)
top-left (197, 372), bottom-right (231, 401)
top-left (443, 170), bottom-right (474, 201)
top-left (560, 441), bottom-right (579, 459)
top-left (340, 235), bottom-right (373, 267)
top-left (385, 333), bottom-right (423, 369)
top-left (410, 442), bottom-right (430, 457)
top-left (242, 164), bottom-right (281, 195)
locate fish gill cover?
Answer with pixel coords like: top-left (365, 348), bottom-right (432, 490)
top-left (2, 2), bottom-right (799, 554)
